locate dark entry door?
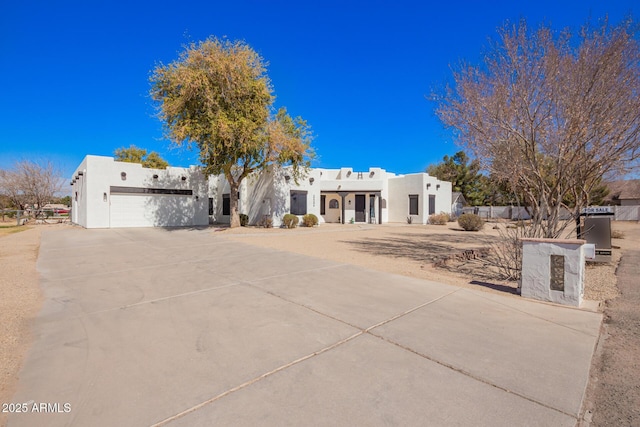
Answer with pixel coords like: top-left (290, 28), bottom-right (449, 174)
top-left (355, 195), bottom-right (366, 222)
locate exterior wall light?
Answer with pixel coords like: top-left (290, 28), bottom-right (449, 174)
top-left (284, 175), bottom-right (291, 182)
top-left (78, 171), bottom-right (84, 176)
top-left (309, 177), bottom-right (315, 185)
top-left (426, 183), bottom-right (431, 189)
top-left (181, 176), bottom-right (187, 181)
top-left (121, 172), bottom-right (127, 180)
top-left (370, 171), bottom-right (375, 177)
top-left (195, 195), bottom-right (199, 201)
top-left (153, 174), bottom-right (159, 179)
top-left (436, 184), bottom-right (440, 190)
top-left (103, 192), bottom-right (107, 202)
top-left (75, 175), bottom-right (79, 180)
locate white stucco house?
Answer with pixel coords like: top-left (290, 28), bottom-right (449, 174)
top-left (70, 155), bottom-right (452, 228)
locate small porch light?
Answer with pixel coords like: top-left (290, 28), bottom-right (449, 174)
top-left (121, 172), bottom-right (127, 180)
top-left (436, 184), bottom-right (440, 190)
top-left (103, 192), bottom-right (107, 202)
top-left (153, 174), bottom-right (159, 179)
top-left (426, 183), bottom-right (431, 189)
top-left (181, 176), bottom-right (187, 181)
top-left (309, 177), bottom-right (315, 185)
top-left (369, 171), bottom-right (375, 177)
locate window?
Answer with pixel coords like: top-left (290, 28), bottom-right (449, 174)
top-left (290, 191), bottom-right (307, 215)
top-left (208, 198), bottom-right (214, 216)
top-left (409, 194), bottom-right (419, 215)
top-left (329, 199), bottom-right (339, 209)
top-left (223, 194), bottom-right (230, 216)
top-left (428, 194), bottom-right (436, 215)
top-left (320, 195), bottom-right (326, 215)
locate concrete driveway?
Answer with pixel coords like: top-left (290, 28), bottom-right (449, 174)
top-left (9, 227), bottom-right (601, 426)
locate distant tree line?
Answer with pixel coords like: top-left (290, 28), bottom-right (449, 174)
top-left (427, 151), bottom-right (609, 207)
top-left (114, 145), bottom-right (169, 169)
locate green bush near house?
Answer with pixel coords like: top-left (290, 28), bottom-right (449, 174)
top-left (239, 214), bottom-right (249, 226)
top-left (302, 213), bottom-right (318, 227)
top-left (429, 212), bottom-right (450, 225)
top-left (458, 213), bottom-right (484, 231)
top-left (283, 214), bottom-right (299, 229)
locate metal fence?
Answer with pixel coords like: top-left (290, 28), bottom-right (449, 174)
top-left (1, 209), bottom-right (71, 225)
top-left (462, 205), bottom-right (640, 221)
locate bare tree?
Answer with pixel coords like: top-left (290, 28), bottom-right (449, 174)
top-left (435, 17), bottom-right (640, 238)
top-left (0, 161), bottom-right (65, 216)
top-left (0, 168), bottom-right (27, 210)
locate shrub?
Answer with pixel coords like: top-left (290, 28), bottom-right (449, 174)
top-left (611, 229), bottom-right (625, 239)
top-left (258, 215), bottom-right (273, 228)
top-left (302, 213), bottom-right (318, 227)
top-left (239, 214), bottom-right (249, 226)
top-left (283, 213), bottom-right (299, 229)
top-left (429, 212), bottom-right (450, 225)
top-left (458, 213), bottom-right (484, 231)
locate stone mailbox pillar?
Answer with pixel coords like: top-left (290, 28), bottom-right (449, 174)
top-left (520, 238), bottom-right (586, 307)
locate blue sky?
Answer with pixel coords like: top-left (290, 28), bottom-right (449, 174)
top-left (0, 0), bottom-right (636, 181)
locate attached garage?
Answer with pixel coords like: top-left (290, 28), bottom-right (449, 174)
top-left (109, 187), bottom-right (195, 228)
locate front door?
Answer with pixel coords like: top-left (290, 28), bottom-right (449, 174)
top-left (355, 195), bottom-right (366, 222)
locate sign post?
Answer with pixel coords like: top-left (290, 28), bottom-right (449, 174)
top-left (579, 206), bottom-right (614, 263)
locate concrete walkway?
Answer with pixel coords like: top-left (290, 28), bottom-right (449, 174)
top-left (9, 228), bottom-right (602, 426)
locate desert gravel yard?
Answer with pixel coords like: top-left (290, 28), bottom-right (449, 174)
top-left (224, 221), bottom-right (623, 302)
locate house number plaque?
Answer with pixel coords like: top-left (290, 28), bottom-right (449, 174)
top-left (550, 255), bottom-right (565, 291)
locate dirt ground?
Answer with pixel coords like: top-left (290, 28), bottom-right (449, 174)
top-left (0, 220), bottom-right (636, 426)
top-left (0, 226), bottom-right (42, 427)
top-left (580, 222), bottom-right (640, 426)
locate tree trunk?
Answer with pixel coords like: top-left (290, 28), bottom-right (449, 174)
top-left (229, 179), bottom-right (241, 228)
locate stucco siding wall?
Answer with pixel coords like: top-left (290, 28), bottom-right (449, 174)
top-left (71, 157), bottom-right (89, 228)
top-left (387, 177), bottom-right (406, 223)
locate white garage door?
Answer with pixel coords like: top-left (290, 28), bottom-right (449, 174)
top-left (110, 194), bottom-right (194, 228)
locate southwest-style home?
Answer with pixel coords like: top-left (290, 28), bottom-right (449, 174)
top-left (70, 155), bottom-right (452, 228)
